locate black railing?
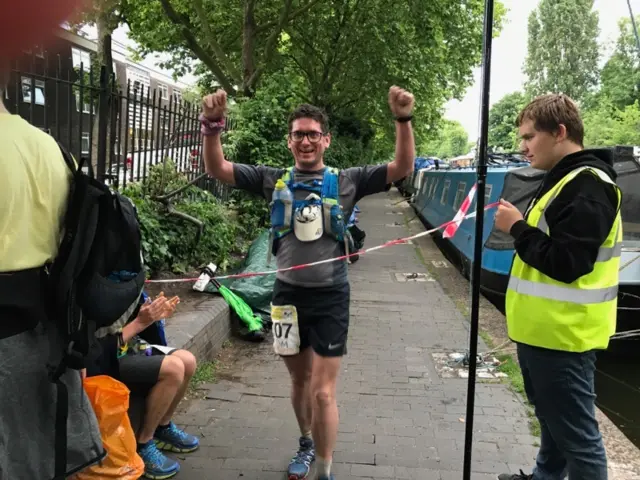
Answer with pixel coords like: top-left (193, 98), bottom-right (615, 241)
top-left (5, 51), bottom-right (231, 201)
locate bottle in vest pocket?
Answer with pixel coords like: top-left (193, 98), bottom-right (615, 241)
top-left (193, 262), bottom-right (217, 292)
top-left (268, 179), bottom-right (294, 264)
top-left (271, 179), bottom-right (294, 230)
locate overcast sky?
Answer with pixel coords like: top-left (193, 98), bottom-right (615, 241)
top-left (89, 0), bottom-right (639, 140)
top-left (444, 0), bottom-right (640, 140)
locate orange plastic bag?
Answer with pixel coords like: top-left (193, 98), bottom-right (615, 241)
top-left (74, 375), bottom-right (145, 479)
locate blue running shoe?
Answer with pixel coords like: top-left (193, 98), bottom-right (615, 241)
top-left (137, 440), bottom-right (180, 479)
top-left (287, 436), bottom-right (315, 480)
top-left (154, 422), bottom-right (200, 453)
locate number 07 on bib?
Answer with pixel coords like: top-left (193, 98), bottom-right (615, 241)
top-left (270, 304), bottom-right (301, 356)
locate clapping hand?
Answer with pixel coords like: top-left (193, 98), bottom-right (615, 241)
top-left (137, 295), bottom-right (168, 327)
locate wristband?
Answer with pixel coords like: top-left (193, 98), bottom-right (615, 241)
top-left (395, 115), bottom-right (413, 123)
top-left (199, 114), bottom-right (226, 136)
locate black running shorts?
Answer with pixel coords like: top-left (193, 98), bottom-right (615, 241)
top-left (118, 346), bottom-right (177, 394)
top-left (271, 279), bottom-right (350, 357)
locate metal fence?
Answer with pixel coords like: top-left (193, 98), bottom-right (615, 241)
top-left (5, 51), bottom-right (230, 201)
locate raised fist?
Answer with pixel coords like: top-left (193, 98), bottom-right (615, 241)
top-left (388, 85), bottom-right (414, 118)
top-left (202, 89), bottom-right (227, 120)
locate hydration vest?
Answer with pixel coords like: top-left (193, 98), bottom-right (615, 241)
top-left (506, 166), bottom-right (623, 352)
top-left (269, 166), bottom-right (349, 257)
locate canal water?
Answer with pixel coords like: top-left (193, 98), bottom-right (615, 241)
top-left (595, 351), bottom-right (640, 448)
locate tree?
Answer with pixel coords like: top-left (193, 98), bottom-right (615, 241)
top-left (122, 0), bottom-right (324, 97)
top-left (421, 119), bottom-right (469, 159)
top-left (598, 16), bottom-right (640, 110)
top-left (524, 0), bottom-right (600, 104)
top-left (282, 0), bottom-right (507, 147)
top-left (122, 0), bottom-right (506, 152)
top-left (488, 91), bottom-right (527, 151)
top-left (583, 100), bottom-right (640, 147)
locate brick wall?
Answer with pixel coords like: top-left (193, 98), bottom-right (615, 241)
top-left (165, 298), bottom-right (231, 362)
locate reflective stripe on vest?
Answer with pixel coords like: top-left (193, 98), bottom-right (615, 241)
top-left (507, 277), bottom-right (619, 304)
top-left (506, 166), bottom-right (622, 352)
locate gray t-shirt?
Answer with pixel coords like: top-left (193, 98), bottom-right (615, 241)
top-left (233, 163), bottom-right (390, 287)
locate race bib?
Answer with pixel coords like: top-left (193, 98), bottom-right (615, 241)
top-left (271, 304), bottom-right (300, 356)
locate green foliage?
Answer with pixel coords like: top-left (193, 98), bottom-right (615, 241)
top-left (223, 73), bottom-right (299, 169)
top-left (524, 0), bottom-right (600, 103)
top-left (122, 161), bottom-right (247, 276)
top-left (421, 119), bottom-right (469, 159)
top-left (283, 0), bottom-right (507, 150)
top-left (596, 16), bottom-right (640, 110)
top-left (123, 0), bottom-right (506, 155)
top-left (488, 91), bottom-right (528, 151)
top-left (583, 101), bottom-right (640, 147)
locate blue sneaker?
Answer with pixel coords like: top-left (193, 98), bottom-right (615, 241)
top-left (287, 436), bottom-right (315, 480)
top-left (137, 440), bottom-right (180, 479)
top-left (154, 422), bottom-right (200, 453)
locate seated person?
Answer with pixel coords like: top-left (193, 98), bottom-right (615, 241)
top-left (86, 290), bottom-right (199, 479)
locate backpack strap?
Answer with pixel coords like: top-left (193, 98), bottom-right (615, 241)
top-left (322, 167), bottom-right (342, 239)
top-left (321, 167), bottom-right (340, 201)
top-left (55, 140), bottom-right (93, 178)
top-left (281, 166), bottom-right (295, 185)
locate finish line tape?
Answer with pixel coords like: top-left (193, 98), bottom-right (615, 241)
top-left (145, 202), bottom-right (500, 284)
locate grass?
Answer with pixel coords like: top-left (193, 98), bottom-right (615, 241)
top-left (496, 354), bottom-right (541, 439)
top-left (187, 360), bottom-right (218, 398)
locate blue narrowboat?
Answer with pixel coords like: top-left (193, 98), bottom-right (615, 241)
top-left (410, 147), bottom-right (640, 349)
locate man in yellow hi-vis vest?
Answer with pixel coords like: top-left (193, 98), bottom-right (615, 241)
top-left (494, 94), bottom-right (621, 480)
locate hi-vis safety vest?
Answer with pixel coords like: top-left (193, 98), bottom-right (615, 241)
top-left (506, 166), bottom-right (623, 352)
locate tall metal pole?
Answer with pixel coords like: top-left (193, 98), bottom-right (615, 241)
top-left (626, 0), bottom-right (640, 58)
top-left (462, 0), bottom-right (494, 478)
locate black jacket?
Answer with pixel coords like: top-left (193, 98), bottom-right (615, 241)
top-left (510, 149), bottom-right (619, 284)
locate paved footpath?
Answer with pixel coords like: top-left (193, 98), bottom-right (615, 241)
top-left (173, 189), bottom-right (539, 479)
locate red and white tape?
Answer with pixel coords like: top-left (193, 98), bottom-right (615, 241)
top-left (145, 202), bottom-right (500, 284)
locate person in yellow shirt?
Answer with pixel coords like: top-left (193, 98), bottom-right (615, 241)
top-left (0, 61), bottom-right (104, 479)
top-left (494, 94), bottom-right (620, 480)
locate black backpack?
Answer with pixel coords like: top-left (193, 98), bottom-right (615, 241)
top-left (47, 143), bottom-right (146, 478)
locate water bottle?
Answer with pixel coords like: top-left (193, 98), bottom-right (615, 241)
top-left (272, 179), bottom-right (294, 232)
top-left (193, 262), bottom-right (217, 292)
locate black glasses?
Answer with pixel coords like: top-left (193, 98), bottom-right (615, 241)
top-left (289, 130), bottom-right (325, 143)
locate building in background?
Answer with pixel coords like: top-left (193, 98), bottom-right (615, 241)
top-left (4, 26), bottom-right (195, 179)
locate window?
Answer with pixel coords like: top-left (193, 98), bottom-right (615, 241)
top-left (21, 77), bottom-right (45, 105)
top-left (453, 182), bottom-right (467, 210)
top-left (429, 178), bottom-right (439, 199)
top-left (159, 113), bottom-right (170, 130)
top-left (72, 47), bottom-right (91, 70)
top-left (74, 92), bottom-right (92, 113)
top-left (133, 80), bottom-right (144, 97)
top-left (158, 84), bottom-right (168, 100)
top-left (172, 90), bottom-right (182, 103)
top-left (81, 133), bottom-right (90, 154)
top-left (484, 184), bottom-right (493, 206)
top-left (440, 179), bottom-right (451, 205)
top-left (421, 177), bottom-right (429, 195)
top-left (126, 67), bottom-right (150, 99)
